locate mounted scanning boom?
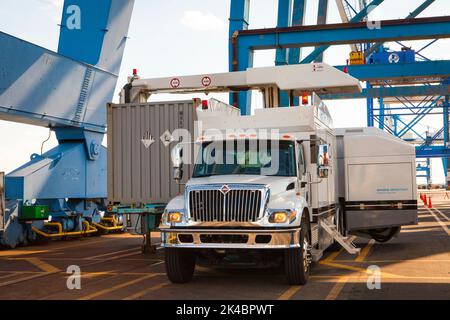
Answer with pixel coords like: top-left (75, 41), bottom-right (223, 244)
top-left (121, 63), bottom-right (362, 108)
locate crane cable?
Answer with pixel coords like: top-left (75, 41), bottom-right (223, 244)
top-left (41, 129), bottom-right (52, 155)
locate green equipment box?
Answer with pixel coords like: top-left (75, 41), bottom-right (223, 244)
top-left (21, 205), bottom-right (49, 220)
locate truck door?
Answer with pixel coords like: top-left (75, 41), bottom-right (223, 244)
top-left (297, 143), bottom-right (309, 205)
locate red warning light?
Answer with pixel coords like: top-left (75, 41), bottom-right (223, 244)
top-left (201, 100), bottom-right (209, 110)
top-left (302, 95), bottom-right (309, 105)
top-left (133, 68), bottom-right (138, 76)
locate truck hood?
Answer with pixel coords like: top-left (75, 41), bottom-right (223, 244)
top-left (187, 175), bottom-right (297, 196)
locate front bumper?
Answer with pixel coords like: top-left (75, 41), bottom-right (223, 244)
top-left (160, 228), bottom-right (301, 249)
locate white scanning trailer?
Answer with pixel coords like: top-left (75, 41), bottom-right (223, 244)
top-left (336, 128), bottom-right (418, 241)
top-left (114, 63), bottom-right (418, 284)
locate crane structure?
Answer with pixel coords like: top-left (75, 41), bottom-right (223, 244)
top-left (0, 0), bottom-right (135, 248)
top-left (228, 0), bottom-right (450, 187)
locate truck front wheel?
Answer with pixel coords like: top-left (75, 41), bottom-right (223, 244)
top-left (284, 225), bottom-right (311, 285)
top-left (165, 248), bottom-right (196, 283)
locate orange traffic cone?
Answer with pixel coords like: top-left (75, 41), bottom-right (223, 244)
top-left (428, 196), bottom-right (432, 209)
top-left (423, 195), bottom-right (426, 205)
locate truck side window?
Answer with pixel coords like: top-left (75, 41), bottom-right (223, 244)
top-left (298, 143), bottom-right (306, 176)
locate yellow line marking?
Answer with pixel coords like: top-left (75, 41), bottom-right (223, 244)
top-left (312, 275), bottom-right (450, 281)
top-left (277, 286), bottom-right (302, 300)
top-left (355, 239), bottom-right (375, 262)
top-left (78, 273), bottom-right (162, 300)
top-left (334, 259), bottom-right (450, 263)
top-left (427, 208), bottom-right (450, 237)
top-left (0, 272), bottom-right (57, 288)
top-left (81, 251), bottom-right (142, 267)
top-left (49, 237), bottom-right (125, 251)
top-left (321, 261), bottom-right (429, 280)
top-left (123, 282), bottom-right (169, 300)
top-left (0, 273), bottom-right (20, 280)
top-left (323, 247), bottom-right (344, 263)
top-left (24, 258), bottom-right (60, 273)
top-left (325, 276), bottom-right (348, 300)
top-left (0, 250), bottom-right (48, 257)
top-left (86, 248), bottom-right (139, 260)
top-left (433, 208), bottom-right (450, 222)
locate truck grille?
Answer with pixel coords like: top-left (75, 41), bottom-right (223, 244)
top-left (188, 188), bottom-right (265, 222)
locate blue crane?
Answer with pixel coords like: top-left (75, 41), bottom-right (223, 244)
top-left (0, 0), bottom-right (135, 248)
top-left (228, 0), bottom-right (450, 186)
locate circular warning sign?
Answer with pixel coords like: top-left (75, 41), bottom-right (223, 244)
top-left (201, 76), bottom-right (212, 87)
top-left (170, 78), bottom-right (181, 88)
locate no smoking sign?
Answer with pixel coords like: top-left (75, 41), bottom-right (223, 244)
top-left (170, 78), bottom-right (181, 88)
top-left (201, 76), bottom-right (212, 87)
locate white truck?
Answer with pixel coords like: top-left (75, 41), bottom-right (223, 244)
top-left (122, 64), bottom-right (418, 285)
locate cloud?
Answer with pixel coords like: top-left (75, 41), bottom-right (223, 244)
top-left (36, 0), bottom-right (63, 23)
top-left (181, 10), bottom-right (225, 32)
top-left (37, 0), bottom-right (63, 10)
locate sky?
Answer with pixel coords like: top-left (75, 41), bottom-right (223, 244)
top-left (0, 0), bottom-right (449, 183)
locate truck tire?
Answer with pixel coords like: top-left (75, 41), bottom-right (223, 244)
top-left (165, 248), bottom-right (196, 284)
top-left (284, 224), bottom-right (311, 285)
top-left (369, 227), bottom-right (401, 243)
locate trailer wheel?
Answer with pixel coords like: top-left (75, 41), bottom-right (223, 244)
top-left (284, 223), bottom-right (311, 285)
top-left (165, 248), bottom-right (196, 284)
top-left (369, 227), bottom-right (401, 243)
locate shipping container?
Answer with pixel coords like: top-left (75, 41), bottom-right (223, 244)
top-left (107, 100), bottom-right (197, 206)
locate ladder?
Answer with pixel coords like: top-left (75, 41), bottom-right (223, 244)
top-left (319, 220), bottom-right (361, 254)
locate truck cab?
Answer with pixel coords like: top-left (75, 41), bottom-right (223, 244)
top-left (160, 99), bottom-right (338, 285)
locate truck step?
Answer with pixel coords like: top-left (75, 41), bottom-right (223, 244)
top-left (319, 220), bottom-right (361, 255)
top-left (311, 249), bottom-right (323, 262)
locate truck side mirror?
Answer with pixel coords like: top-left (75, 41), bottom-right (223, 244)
top-left (171, 144), bottom-right (184, 182)
top-left (173, 167), bottom-right (183, 181)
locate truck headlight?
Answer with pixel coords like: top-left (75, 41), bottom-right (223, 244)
top-left (269, 210), bottom-right (296, 224)
top-left (167, 212), bottom-right (183, 223)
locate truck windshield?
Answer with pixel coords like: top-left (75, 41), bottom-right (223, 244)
top-left (192, 140), bottom-right (296, 177)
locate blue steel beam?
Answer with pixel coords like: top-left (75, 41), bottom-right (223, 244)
top-left (334, 60), bottom-right (450, 83)
top-left (231, 16), bottom-right (450, 111)
top-left (396, 117), bottom-right (426, 141)
top-left (229, 0), bottom-right (250, 111)
top-left (235, 16), bottom-right (450, 50)
top-left (288, 0), bottom-right (306, 64)
top-left (275, 0), bottom-right (293, 107)
top-left (397, 96), bottom-right (442, 138)
top-left (275, 0), bottom-right (293, 66)
top-left (444, 91), bottom-right (450, 185)
top-left (366, 83), bottom-right (374, 126)
top-left (287, 0), bottom-right (306, 107)
top-left (301, 0), bottom-right (384, 63)
top-left (229, 0), bottom-right (250, 70)
top-left (365, 0), bottom-right (436, 57)
top-left (416, 146), bottom-right (450, 158)
top-left (321, 83), bottom-right (450, 100)
top-left (314, 0), bottom-right (329, 62)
